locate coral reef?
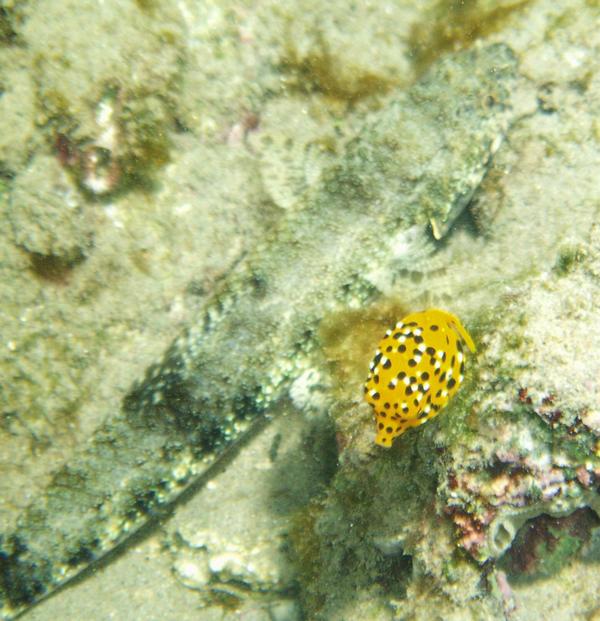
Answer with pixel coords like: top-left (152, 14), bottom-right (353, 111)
top-left (2, 0), bottom-right (600, 620)
top-left (1, 40), bottom-right (518, 619)
top-left (434, 225), bottom-right (600, 568)
top-left (296, 231), bottom-right (600, 618)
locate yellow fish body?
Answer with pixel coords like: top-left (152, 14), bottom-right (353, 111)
top-left (364, 309), bottom-right (475, 447)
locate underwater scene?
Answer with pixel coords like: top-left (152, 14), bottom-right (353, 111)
top-left (1, 1), bottom-right (600, 619)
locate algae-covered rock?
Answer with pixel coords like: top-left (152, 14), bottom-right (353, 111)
top-left (4, 1), bottom-right (600, 620)
top-left (0, 49), bottom-right (40, 175)
top-left (0, 0), bottom-right (26, 45)
top-left (247, 96), bottom-right (345, 211)
top-left (291, 3), bottom-right (600, 616)
top-left (276, 0), bottom-right (423, 101)
top-left (300, 227), bottom-right (600, 619)
top-left (500, 509), bottom-right (600, 579)
top-left (18, 0), bottom-right (185, 195)
top-left (0, 40), bottom-right (521, 620)
top-left (440, 226), bottom-right (600, 562)
top-left (410, 0), bottom-right (532, 74)
top-left (8, 154), bottom-right (93, 263)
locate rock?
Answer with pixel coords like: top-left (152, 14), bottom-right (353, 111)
top-left (8, 154), bottom-right (93, 263)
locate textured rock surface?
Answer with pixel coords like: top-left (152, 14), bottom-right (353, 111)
top-left (169, 409), bottom-right (335, 606)
top-left (1, 38), bottom-right (519, 620)
top-left (2, 0), bottom-right (600, 620)
top-left (8, 155), bottom-right (93, 261)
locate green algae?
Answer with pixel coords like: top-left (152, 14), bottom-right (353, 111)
top-left (409, 0), bottom-right (532, 76)
top-left (0, 1), bottom-right (26, 45)
top-left (319, 304), bottom-right (410, 401)
top-left (280, 30), bottom-right (396, 103)
top-left (134, 0), bottom-right (160, 12)
top-left (288, 500), bottom-right (327, 614)
top-left (554, 244), bottom-right (588, 276)
top-left (0, 8), bottom-right (16, 44)
top-left (117, 94), bottom-right (172, 191)
top-left (289, 462), bottom-right (418, 619)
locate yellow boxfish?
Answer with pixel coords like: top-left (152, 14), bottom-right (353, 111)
top-left (364, 309), bottom-right (476, 447)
